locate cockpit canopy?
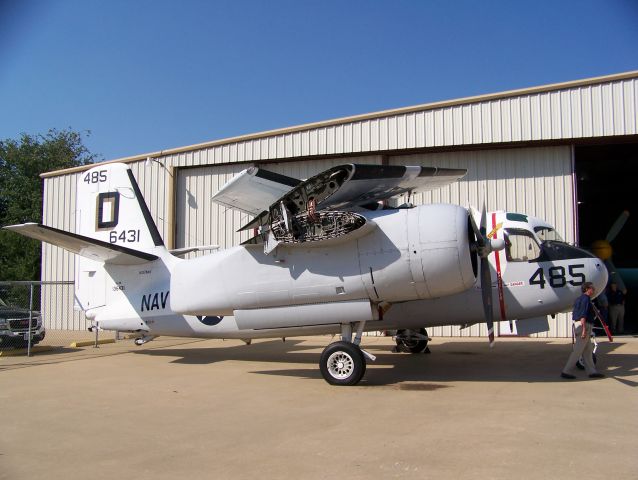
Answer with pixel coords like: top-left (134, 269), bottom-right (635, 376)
top-left (534, 226), bottom-right (564, 242)
top-left (502, 214), bottom-right (594, 263)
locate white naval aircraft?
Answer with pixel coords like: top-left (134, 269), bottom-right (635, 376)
top-left (4, 162), bottom-right (607, 385)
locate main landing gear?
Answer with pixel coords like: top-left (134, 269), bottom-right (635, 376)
top-left (319, 322), bottom-right (376, 386)
top-left (134, 335), bottom-right (156, 346)
top-left (394, 328), bottom-right (430, 354)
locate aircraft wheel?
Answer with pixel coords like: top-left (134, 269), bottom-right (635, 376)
top-left (320, 341), bottom-right (366, 386)
top-left (395, 328), bottom-right (429, 353)
top-left (576, 353), bottom-right (597, 370)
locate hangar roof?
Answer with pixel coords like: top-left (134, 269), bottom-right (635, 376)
top-left (43, 70), bottom-right (638, 178)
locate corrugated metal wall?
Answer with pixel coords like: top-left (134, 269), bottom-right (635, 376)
top-left (150, 76), bottom-right (636, 169)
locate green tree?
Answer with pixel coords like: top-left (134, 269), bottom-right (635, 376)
top-left (0, 129), bottom-right (98, 281)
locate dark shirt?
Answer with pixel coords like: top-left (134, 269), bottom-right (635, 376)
top-left (572, 294), bottom-right (595, 324)
top-left (608, 290), bottom-right (625, 306)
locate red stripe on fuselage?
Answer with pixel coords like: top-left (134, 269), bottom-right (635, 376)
top-left (492, 213), bottom-right (507, 321)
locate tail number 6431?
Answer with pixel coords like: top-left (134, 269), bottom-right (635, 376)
top-left (529, 264), bottom-right (585, 289)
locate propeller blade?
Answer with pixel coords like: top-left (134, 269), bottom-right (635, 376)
top-left (605, 259), bottom-right (627, 292)
top-left (470, 203), bottom-right (496, 345)
top-left (606, 210), bottom-right (629, 243)
top-left (480, 201), bottom-right (487, 239)
top-left (481, 256), bottom-right (495, 346)
top-left (469, 206), bottom-right (485, 248)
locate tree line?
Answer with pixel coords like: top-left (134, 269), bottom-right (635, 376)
top-left (0, 129), bottom-right (97, 281)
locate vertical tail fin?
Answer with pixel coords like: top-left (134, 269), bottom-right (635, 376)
top-left (77, 163), bottom-right (165, 254)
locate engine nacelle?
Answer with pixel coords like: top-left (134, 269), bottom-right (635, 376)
top-left (413, 203), bottom-right (477, 298)
top-left (357, 204), bottom-right (476, 301)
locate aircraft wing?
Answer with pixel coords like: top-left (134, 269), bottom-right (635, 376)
top-left (307, 164), bottom-right (467, 210)
top-left (211, 167), bottom-right (301, 216)
top-left (3, 223), bottom-right (158, 265)
top-left (233, 164), bottom-right (467, 253)
top-left (240, 164), bottom-right (467, 231)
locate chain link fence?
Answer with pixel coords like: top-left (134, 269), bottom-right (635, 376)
top-left (0, 281), bottom-right (116, 356)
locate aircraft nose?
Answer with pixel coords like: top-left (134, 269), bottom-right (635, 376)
top-left (589, 258), bottom-right (609, 295)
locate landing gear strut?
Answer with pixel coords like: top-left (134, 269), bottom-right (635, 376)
top-left (319, 322), bottom-right (375, 386)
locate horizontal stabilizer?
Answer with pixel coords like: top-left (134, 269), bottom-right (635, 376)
top-left (3, 223), bottom-right (158, 265)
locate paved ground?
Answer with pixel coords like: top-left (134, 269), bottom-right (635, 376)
top-left (1, 335), bottom-right (637, 480)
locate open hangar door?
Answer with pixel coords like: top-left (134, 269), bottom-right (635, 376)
top-left (575, 142), bottom-right (638, 334)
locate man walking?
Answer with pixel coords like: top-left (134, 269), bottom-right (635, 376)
top-left (561, 282), bottom-right (605, 379)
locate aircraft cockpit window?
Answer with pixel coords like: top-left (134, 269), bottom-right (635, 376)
top-left (504, 229), bottom-right (541, 262)
top-left (534, 227), bottom-right (564, 243)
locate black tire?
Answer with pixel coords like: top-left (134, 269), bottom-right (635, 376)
top-left (576, 353), bottom-right (597, 370)
top-left (395, 328), bottom-right (429, 353)
top-left (320, 341), bottom-right (366, 386)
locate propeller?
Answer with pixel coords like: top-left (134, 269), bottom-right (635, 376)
top-left (469, 202), bottom-right (505, 346)
top-left (606, 210), bottom-right (629, 243)
top-left (592, 210), bottom-right (630, 292)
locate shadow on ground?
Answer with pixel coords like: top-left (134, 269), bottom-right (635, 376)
top-left (132, 338), bottom-right (638, 387)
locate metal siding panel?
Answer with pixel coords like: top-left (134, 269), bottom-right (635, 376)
top-left (472, 103), bottom-right (483, 144)
top-left (236, 142), bottom-right (245, 163)
top-left (520, 96), bottom-right (532, 141)
top-left (601, 83), bottom-right (614, 135)
top-left (343, 123), bottom-right (353, 153)
top-left (397, 114), bottom-right (407, 150)
top-left (334, 125), bottom-right (343, 154)
top-left (509, 97), bottom-right (521, 142)
top-left (256, 139), bottom-right (266, 160)
top-left (531, 94), bottom-right (542, 140)
top-left (550, 91), bottom-right (562, 138)
top-left (326, 126), bottom-right (335, 155)
top-left (388, 116), bottom-right (398, 150)
top-left (582, 86), bottom-right (594, 137)
top-left (624, 80), bottom-right (638, 135)
top-left (422, 111), bottom-right (432, 147)
top-left (434, 109), bottom-right (445, 146)
top-left (361, 120), bottom-right (371, 151)
top-left (571, 89), bottom-right (583, 137)
top-left (560, 90), bottom-right (573, 138)
top-left (540, 92), bottom-right (552, 140)
top-left (458, 105), bottom-right (472, 145)
top-left (500, 98), bottom-right (512, 142)
top-left (352, 122), bottom-right (362, 152)
top-left (415, 112), bottom-right (425, 147)
top-left (611, 81), bottom-right (625, 135)
top-left (406, 113), bottom-right (415, 149)
top-left (443, 108), bottom-right (453, 145)
top-left (370, 119), bottom-right (379, 151)
top-left (591, 84), bottom-right (604, 136)
top-left (309, 129), bottom-right (318, 155)
top-left (379, 118), bottom-right (389, 151)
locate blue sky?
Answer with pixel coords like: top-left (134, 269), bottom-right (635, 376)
top-left (1, 0), bottom-right (637, 161)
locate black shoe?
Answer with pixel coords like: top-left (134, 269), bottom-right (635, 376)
top-left (589, 373), bottom-right (605, 379)
top-left (561, 372), bottom-right (576, 379)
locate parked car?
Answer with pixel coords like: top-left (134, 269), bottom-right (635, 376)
top-left (0, 297), bottom-right (45, 348)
